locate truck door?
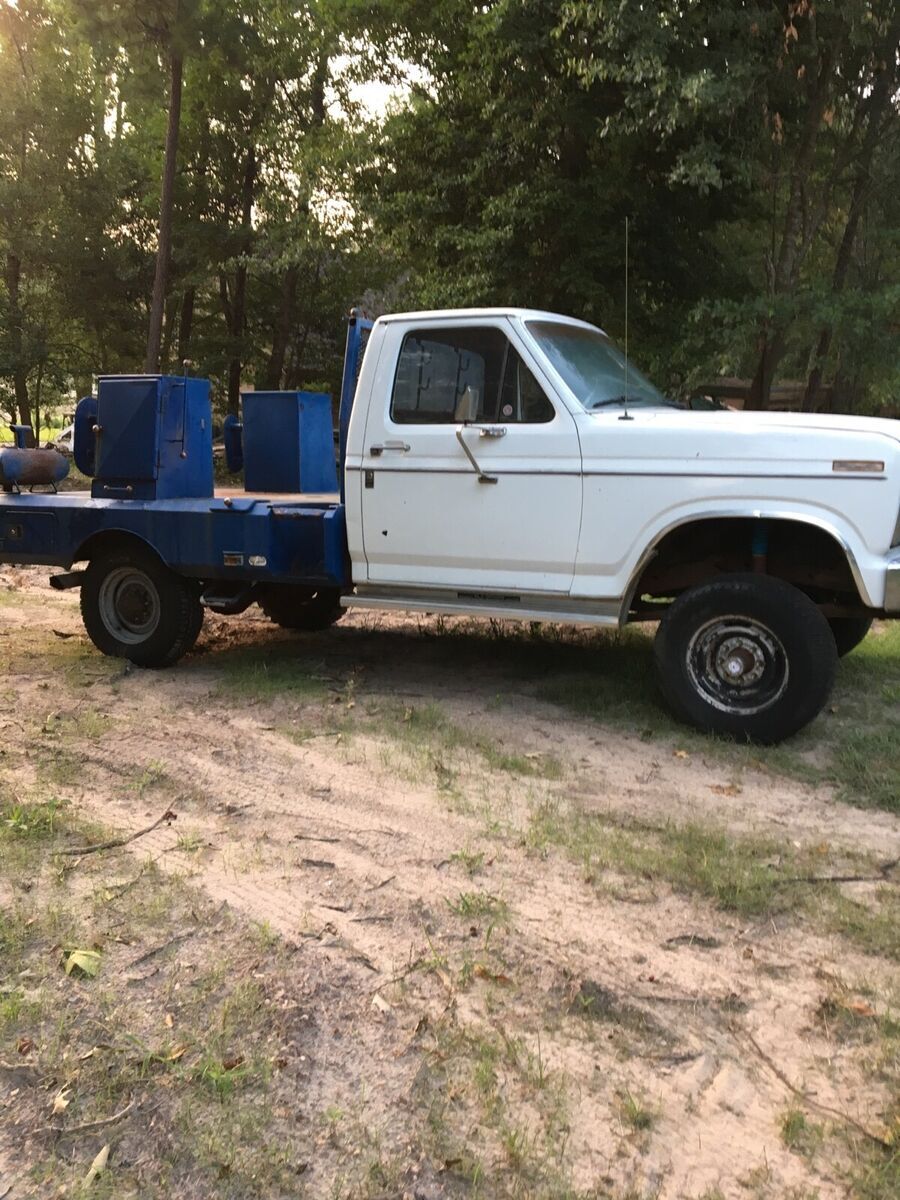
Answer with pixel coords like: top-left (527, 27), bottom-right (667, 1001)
top-left (358, 320), bottom-right (582, 593)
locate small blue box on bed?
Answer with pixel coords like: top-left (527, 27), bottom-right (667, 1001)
top-left (241, 391), bottom-right (338, 494)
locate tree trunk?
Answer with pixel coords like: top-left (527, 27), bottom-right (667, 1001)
top-left (803, 12), bottom-right (900, 412)
top-left (5, 250), bottom-right (31, 426)
top-left (224, 146), bottom-right (258, 414)
top-left (145, 43), bottom-right (184, 373)
top-left (177, 285), bottom-right (195, 363)
top-left (262, 265), bottom-right (298, 389)
top-left (33, 359), bottom-right (43, 446)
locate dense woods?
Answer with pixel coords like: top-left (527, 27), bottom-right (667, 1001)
top-left (0, 0), bottom-right (897, 428)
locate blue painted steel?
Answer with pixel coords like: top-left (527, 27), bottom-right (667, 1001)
top-left (223, 413), bottom-right (244, 473)
top-left (0, 492), bottom-right (349, 588)
top-left (339, 313), bottom-right (374, 503)
top-left (10, 425), bottom-right (32, 449)
top-left (0, 341), bottom-right (369, 595)
top-left (90, 376), bottom-right (213, 501)
top-left (242, 391), bottom-right (337, 494)
top-left (751, 521), bottom-right (769, 558)
top-left (73, 395), bottom-right (98, 476)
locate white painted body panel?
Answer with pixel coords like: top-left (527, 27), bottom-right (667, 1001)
top-left (344, 308), bottom-right (900, 616)
top-left (570, 409), bottom-right (900, 609)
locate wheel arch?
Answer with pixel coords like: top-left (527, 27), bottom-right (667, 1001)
top-left (73, 528), bottom-right (166, 568)
top-left (621, 510), bottom-right (871, 621)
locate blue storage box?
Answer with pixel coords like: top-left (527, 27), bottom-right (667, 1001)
top-left (90, 375), bottom-right (213, 500)
top-left (241, 391), bottom-right (337, 495)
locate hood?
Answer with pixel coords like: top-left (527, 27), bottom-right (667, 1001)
top-left (577, 406), bottom-right (900, 478)
top-left (720, 409), bottom-right (900, 445)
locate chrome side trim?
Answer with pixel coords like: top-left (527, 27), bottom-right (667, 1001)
top-left (617, 508), bottom-right (874, 622)
top-left (344, 585), bottom-right (620, 627)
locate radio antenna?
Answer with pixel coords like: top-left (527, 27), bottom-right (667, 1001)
top-left (620, 216), bottom-right (633, 421)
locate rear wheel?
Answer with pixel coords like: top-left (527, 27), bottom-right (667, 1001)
top-left (258, 585), bottom-right (344, 631)
top-left (653, 574), bottom-right (837, 744)
top-left (827, 616), bottom-right (872, 658)
top-left (81, 546), bottom-right (203, 667)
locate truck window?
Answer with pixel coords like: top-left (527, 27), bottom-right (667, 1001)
top-left (391, 328), bottom-right (554, 424)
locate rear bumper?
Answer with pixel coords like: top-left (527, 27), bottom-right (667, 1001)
top-left (886, 552), bottom-right (900, 613)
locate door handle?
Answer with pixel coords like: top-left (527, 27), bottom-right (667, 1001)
top-left (369, 441), bottom-right (410, 456)
top-left (478, 425), bottom-right (507, 438)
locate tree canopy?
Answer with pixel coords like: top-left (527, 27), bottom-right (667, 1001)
top-left (0, 0), bottom-right (896, 426)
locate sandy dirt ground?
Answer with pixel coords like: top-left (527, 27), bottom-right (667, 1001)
top-left (1, 566), bottom-right (898, 1199)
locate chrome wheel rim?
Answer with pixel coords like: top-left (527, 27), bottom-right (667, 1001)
top-left (686, 615), bottom-right (788, 715)
top-left (97, 567), bottom-right (160, 644)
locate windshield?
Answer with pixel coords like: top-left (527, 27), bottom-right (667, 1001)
top-left (526, 321), bottom-right (670, 411)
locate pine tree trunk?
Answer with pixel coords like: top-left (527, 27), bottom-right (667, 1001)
top-left (5, 250), bottom-right (31, 426)
top-left (177, 285), bottom-right (195, 363)
top-left (224, 146), bottom-right (257, 414)
top-left (145, 44), bottom-right (184, 373)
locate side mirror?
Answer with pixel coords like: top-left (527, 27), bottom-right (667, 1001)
top-left (454, 386), bottom-right (480, 424)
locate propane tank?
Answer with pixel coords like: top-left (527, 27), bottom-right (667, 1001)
top-left (0, 447), bottom-right (70, 491)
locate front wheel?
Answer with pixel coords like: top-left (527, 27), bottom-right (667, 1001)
top-left (81, 546), bottom-right (203, 667)
top-left (653, 574), bottom-right (837, 744)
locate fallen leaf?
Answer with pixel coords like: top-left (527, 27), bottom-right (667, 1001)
top-left (51, 1087), bottom-right (71, 1115)
top-left (164, 1013), bottom-right (174, 1029)
top-left (83, 1144), bottom-right (109, 1187)
top-left (473, 963), bottom-right (512, 986)
top-left (221, 1055), bottom-right (245, 1072)
top-left (710, 783), bottom-right (742, 797)
top-left (64, 949), bottom-right (101, 978)
top-left (847, 999), bottom-right (876, 1018)
top-left (16, 1036), bottom-right (34, 1056)
top-left (164, 1044), bottom-right (188, 1062)
top-left (371, 994), bottom-right (392, 1015)
top-left (673, 749), bottom-right (690, 760)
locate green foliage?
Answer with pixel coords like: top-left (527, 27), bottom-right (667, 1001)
top-left (0, 0), bottom-right (896, 419)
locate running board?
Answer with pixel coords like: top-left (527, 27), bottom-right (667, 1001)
top-left (341, 587), bottom-right (621, 627)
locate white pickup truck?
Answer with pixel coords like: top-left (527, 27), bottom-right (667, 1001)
top-left (339, 308), bottom-right (899, 743)
top-left (5, 307), bottom-right (898, 745)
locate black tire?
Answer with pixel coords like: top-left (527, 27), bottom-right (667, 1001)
top-left (258, 585), bottom-right (344, 632)
top-left (654, 574), bottom-right (837, 744)
top-left (827, 616), bottom-right (873, 658)
top-left (80, 545), bottom-right (203, 668)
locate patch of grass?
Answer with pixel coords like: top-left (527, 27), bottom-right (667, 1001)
top-left (832, 729), bottom-right (899, 813)
top-left (1, 795), bottom-right (65, 840)
top-left (526, 798), bottom-right (899, 957)
top-left (450, 848), bottom-right (486, 876)
top-left (216, 648), bottom-right (329, 702)
top-left (368, 700), bottom-right (563, 782)
top-left (780, 1106), bottom-right (823, 1155)
top-left (447, 890), bottom-right (509, 922)
top-left (615, 1088), bottom-right (656, 1133)
top-left (415, 1014), bottom-right (574, 1197)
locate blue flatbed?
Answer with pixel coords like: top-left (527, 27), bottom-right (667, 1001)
top-left (0, 487), bottom-right (348, 588)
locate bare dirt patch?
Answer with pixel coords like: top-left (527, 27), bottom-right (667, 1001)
top-left (1, 569), bottom-right (898, 1199)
